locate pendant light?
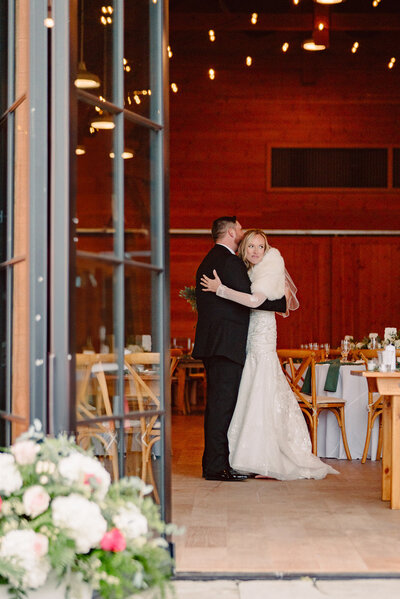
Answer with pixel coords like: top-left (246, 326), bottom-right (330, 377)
top-left (74, 0), bottom-right (101, 89)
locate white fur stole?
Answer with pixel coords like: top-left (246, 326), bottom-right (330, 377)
top-left (249, 247), bottom-right (285, 300)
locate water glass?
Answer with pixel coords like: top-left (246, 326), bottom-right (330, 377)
top-left (340, 339), bottom-right (350, 362)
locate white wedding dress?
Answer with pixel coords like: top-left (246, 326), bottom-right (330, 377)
top-left (214, 247), bottom-right (338, 480)
top-left (228, 309), bottom-right (338, 480)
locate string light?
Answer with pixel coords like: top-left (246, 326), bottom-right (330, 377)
top-left (44, 17), bottom-right (54, 28)
top-left (351, 42), bottom-right (359, 54)
top-left (171, 83), bottom-right (178, 93)
top-left (246, 56), bottom-right (252, 67)
top-left (209, 29), bottom-right (216, 42)
top-left (282, 42), bottom-right (289, 53)
top-left (134, 94), bottom-right (141, 104)
top-left (208, 68), bottom-right (215, 80)
top-left (168, 45), bottom-right (173, 58)
top-left (372, 0), bottom-right (381, 6)
top-left (318, 22), bottom-right (325, 31)
top-left (388, 57), bottom-right (396, 69)
top-left (293, 0), bottom-right (300, 4)
top-left (251, 13), bottom-right (258, 25)
top-left (100, 6), bottom-right (113, 25)
top-left (75, 146), bottom-right (86, 156)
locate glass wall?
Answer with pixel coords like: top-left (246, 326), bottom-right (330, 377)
top-left (73, 0), bottom-right (170, 516)
top-left (0, 0), bottom-right (31, 444)
top-left (0, 0), bottom-right (170, 519)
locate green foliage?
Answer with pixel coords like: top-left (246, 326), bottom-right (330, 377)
top-left (178, 286), bottom-right (197, 311)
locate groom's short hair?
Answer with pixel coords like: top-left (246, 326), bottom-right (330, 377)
top-left (211, 216), bottom-right (237, 242)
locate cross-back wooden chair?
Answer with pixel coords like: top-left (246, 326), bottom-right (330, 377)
top-left (277, 349), bottom-right (352, 460)
top-left (124, 352), bottom-right (161, 503)
top-left (356, 349), bottom-right (393, 463)
top-left (75, 353), bottom-right (119, 480)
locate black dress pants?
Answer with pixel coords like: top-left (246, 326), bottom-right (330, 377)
top-left (202, 356), bottom-right (244, 475)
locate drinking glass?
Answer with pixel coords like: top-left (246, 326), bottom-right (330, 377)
top-left (341, 339), bottom-right (350, 362)
top-left (324, 343), bottom-right (330, 360)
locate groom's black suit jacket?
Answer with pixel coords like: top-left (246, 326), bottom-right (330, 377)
top-left (192, 244), bottom-right (287, 365)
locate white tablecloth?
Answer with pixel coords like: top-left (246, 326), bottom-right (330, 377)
top-left (315, 363), bottom-right (379, 460)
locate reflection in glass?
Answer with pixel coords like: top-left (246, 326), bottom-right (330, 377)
top-left (76, 102), bottom-right (115, 252)
top-left (124, 120), bottom-right (151, 261)
top-left (124, 0), bottom-right (151, 118)
top-left (75, 257), bottom-right (115, 352)
top-left (124, 265), bottom-right (156, 351)
top-left (75, 0), bottom-right (114, 102)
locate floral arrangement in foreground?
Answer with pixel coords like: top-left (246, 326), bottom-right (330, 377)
top-left (0, 421), bottom-right (174, 599)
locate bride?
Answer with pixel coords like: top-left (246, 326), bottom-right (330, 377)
top-left (201, 229), bottom-right (338, 480)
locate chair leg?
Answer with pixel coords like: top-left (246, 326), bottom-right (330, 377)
top-left (312, 413), bottom-right (318, 455)
top-left (361, 411), bottom-right (373, 464)
top-left (339, 407), bottom-right (352, 460)
top-left (376, 412), bottom-right (383, 461)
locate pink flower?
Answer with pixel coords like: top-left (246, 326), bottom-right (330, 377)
top-left (23, 486), bottom-right (50, 518)
top-left (0, 497), bottom-right (2, 511)
top-left (100, 528), bottom-right (126, 552)
top-left (11, 440), bottom-right (40, 465)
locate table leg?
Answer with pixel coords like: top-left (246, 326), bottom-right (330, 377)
top-left (382, 397), bottom-right (392, 502)
top-left (176, 367), bottom-right (187, 415)
top-left (391, 396), bottom-right (400, 509)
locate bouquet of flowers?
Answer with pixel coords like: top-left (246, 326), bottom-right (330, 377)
top-left (178, 286), bottom-right (197, 312)
top-left (0, 421), bottom-right (174, 599)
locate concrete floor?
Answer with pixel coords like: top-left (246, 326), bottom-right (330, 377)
top-left (172, 578), bottom-right (400, 599)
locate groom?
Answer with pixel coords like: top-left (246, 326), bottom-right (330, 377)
top-left (192, 216), bottom-right (287, 481)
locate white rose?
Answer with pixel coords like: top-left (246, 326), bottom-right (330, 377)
top-left (0, 529), bottom-right (50, 589)
top-left (58, 453), bottom-right (110, 499)
top-left (0, 453), bottom-right (23, 496)
top-left (113, 503), bottom-right (148, 540)
top-left (11, 440), bottom-right (40, 465)
top-left (23, 486), bottom-right (50, 518)
top-left (52, 494), bottom-right (107, 553)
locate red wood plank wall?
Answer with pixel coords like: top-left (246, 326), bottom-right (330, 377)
top-left (169, 49), bottom-right (400, 347)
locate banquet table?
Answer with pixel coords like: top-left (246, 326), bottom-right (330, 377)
top-left (314, 362), bottom-right (379, 460)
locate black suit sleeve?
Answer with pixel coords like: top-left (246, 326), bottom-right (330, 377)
top-left (256, 295), bottom-right (287, 313)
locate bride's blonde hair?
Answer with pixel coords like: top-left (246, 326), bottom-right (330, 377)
top-left (238, 229), bottom-right (270, 270)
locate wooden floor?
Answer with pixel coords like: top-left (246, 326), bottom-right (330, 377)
top-left (171, 413), bottom-right (400, 574)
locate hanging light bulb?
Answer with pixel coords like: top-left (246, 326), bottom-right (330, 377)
top-left (208, 68), bottom-right (215, 80)
top-left (167, 45), bottom-right (173, 58)
top-left (171, 83), bottom-right (178, 93)
top-left (75, 0), bottom-right (101, 89)
top-left (315, 0), bottom-right (344, 4)
top-left (293, 0), bottom-right (300, 5)
top-left (209, 29), bottom-right (216, 42)
top-left (302, 39), bottom-right (326, 51)
top-left (246, 56), bottom-right (252, 67)
top-left (388, 57), bottom-right (396, 69)
top-left (282, 42), bottom-right (289, 53)
top-left (75, 145), bottom-right (86, 156)
top-left (251, 13), bottom-right (258, 25)
top-left (351, 42), bottom-right (359, 54)
top-left (90, 113), bottom-right (115, 129)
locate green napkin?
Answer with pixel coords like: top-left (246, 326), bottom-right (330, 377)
top-left (300, 359), bottom-right (342, 395)
top-left (324, 358), bottom-right (341, 392)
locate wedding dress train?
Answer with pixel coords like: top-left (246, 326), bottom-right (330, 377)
top-left (227, 310), bottom-right (338, 480)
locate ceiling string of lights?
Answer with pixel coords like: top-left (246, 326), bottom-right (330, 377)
top-left (169, 0), bottom-right (395, 87)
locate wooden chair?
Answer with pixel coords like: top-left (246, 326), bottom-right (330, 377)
top-left (357, 349), bottom-right (387, 463)
top-left (277, 349), bottom-right (352, 460)
top-left (124, 352), bottom-right (161, 503)
top-left (75, 353), bottom-right (119, 480)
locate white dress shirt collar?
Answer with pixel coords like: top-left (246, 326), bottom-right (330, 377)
top-left (216, 243), bottom-right (235, 255)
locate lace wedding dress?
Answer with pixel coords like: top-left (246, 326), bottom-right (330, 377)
top-left (227, 310), bottom-right (338, 479)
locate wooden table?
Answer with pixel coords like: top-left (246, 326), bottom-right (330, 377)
top-left (351, 371), bottom-right (400, 509)
top-left (175, 358), bottom-right (205, 414)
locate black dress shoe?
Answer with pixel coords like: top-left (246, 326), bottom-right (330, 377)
top-left (229, 468), bottom-right (250, 478)
top-left (205, 468), bottom-right (247, 481)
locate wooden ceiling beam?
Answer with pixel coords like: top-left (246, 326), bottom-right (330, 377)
top-left (170, 13), bottom-right (400, 32)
